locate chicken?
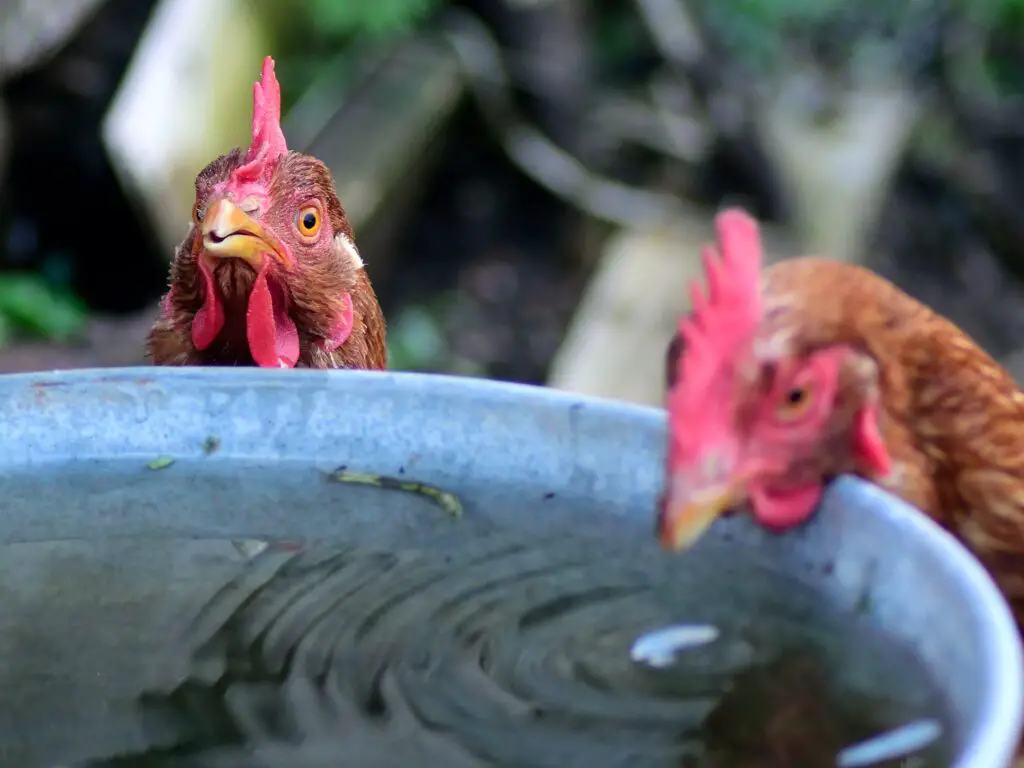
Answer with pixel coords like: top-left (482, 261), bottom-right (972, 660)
top-left (146, 57), bottom-right (386, 369)
top-left (656, 207), bottom-right (1024, 628)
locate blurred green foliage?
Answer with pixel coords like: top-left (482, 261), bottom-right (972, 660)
top-left (0, 273), bottom-right (88, 347)
top-left (267, 0), bottom-right (440, 43)
top-left (304, 0), bottom-right (442, 37)
top-left (970, 0), bottom-right (1024, 27)
top-left (267, 0), bottom-right (442, 108)
top-left (696, 0), bottom-right (926, 73)
top-left (971, 0), bottom-right (1024, 96)
top-left (696, 0), bottom-right (1023, 82)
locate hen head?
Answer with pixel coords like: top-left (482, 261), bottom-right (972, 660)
top-left (657, 209), bottom-right (892, 550)
top-left (164, 57), bottom-right (366, 368)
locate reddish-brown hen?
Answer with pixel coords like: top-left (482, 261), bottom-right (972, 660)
top-left (658, 208), bottom-right (1024, 626)
top-left (147, 57), bottom-right (386, 369)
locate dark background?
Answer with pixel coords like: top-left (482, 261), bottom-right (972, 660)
top-left (2, 0), bottom-right (1024, 387)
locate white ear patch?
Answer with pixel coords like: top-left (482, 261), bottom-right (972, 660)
top-left (753, 330), bottom-right (795, 361)
top-left (334, 232), bottom-right (364, 269)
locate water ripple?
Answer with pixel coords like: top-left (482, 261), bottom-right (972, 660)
top-left (81, 534), bottom-right (951, 768)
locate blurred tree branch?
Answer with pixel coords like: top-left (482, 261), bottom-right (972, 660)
top-left (438, 0), bottom-right (936, 265)
top-left (440, 7), bottom-right (687, 228)
top-left (434, 0), bottom-right (1024, 278)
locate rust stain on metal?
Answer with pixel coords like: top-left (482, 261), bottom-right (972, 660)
top-left (94, 376), bottom-right (156, 386)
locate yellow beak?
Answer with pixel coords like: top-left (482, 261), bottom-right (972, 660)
top-left (200, 199), bottom-right (292, 268)
top-left (657, 475), bottom-right (748, 551)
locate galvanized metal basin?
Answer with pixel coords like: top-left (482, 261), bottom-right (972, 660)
top-left (0, 367), bottom-right (1018, 767)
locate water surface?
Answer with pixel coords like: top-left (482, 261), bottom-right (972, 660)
top-left (0, 461), bottom-right (953, 767)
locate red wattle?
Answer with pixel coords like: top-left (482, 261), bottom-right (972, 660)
top-left (191, 259), bottom-right (224, 351)
top-left (853, 403), bottom-right (891, 477)
top-left (246, 262), bottom-right (299, 368)
top-left (749, 483), bottom-right (823, 531)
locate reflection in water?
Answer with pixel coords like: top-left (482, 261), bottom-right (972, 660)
top-left (630, 624), bottom-right (719, 668)
top-left (633, 627), bottom-right (943, 767)
top-left (693, 652), bottom-right (940, 768)
top-left (32, 535), bottom-right (950, 768)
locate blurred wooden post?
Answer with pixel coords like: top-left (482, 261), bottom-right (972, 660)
top-left (290, 35), bottom-right (463, 265)
top-left (101, 0), bottom-right (266, 254)
top-left (546, 207), bottom-right (797, 407)
top-left (758, 75), bottom-right (921, 265)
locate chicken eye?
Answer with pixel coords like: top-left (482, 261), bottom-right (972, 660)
top-left (297, 206), bottom-right (321, 237)
top-left (777, 385), bottom-right (813, 420)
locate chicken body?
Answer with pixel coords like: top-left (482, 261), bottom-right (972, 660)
top-left (754, 255), bottom-right (1024, 605)
top-left (147, 57), bottom-right (386, 370)
top-left (659, 209), bottom-right (1024, 625)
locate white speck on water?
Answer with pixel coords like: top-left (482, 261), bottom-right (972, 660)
top-left (836, 718), bottom-right (942, 767)
top-left (231, 539), bottom-right (270, 559)
top-left (630, 624), bottom-right (720, 667)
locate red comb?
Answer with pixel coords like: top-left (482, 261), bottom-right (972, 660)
top-left (229, 56), bottom-right (288, 188)
top-left (667, 208), bottom-right (764, 459)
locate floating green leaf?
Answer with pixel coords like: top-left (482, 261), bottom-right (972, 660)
top-left (327, 468), bottom-right (463, 517)
top-left (147, 456), bottom-right (176, 471)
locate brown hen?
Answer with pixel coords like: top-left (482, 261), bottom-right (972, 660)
top-left (146, 57), bottom-right (386, 369)
top-left (658, 208), bottom-right (1024, 628)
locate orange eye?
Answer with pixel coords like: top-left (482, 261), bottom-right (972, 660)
top-left (297, 206), bottom-right (321, 237)
top-left (776, 385), bottom-right (813, 420)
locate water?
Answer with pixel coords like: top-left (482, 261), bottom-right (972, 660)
top-left (0, 461), bottom-right (954, 767)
